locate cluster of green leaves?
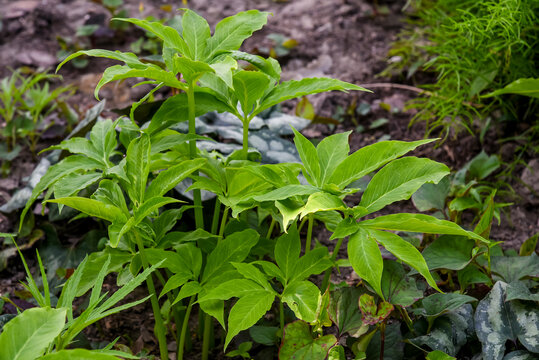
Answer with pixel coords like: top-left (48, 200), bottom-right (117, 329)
top-left (384, 0), bottom-right (538, 140)
top-left (0, 69), bottom-right (73, 164)
top-left (8, 7), bottom-right (537, 360)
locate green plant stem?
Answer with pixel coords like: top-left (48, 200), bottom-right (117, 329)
top-left (320, 236), bottom-right (344, 291)
top-left (211, 199), bottom-right (221, 235)
top-left (201, 312), bottom-right (213, 360)
top-left (279, 300), bottom-right (285, 337)
top-left (219, 206), bottom-right (229, 238)
top-left (135, 233), bottom-right (168, 360)
top-left (178, 295), bottom-right (196, 360)
top-left (186, 82), bottom-right (204, 230)
top-left (242, 119), bottom-right (249, 158)
top-left (266, 218), bottom-right (276, 239)
top-left (305, 214), bottom-right (314, 254)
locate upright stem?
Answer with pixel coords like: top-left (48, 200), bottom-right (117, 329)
top-left (178, 295), bottom-right (195, 359)
top-left (211, 199), bottom-right (221, 235)
top-left (187, 82), bottom-right (204, 230)
top-left (266, 218), bottom-right (276, 239)
top-left (135, 233), bottom-right (168, 360)
top-left (201, 312), bottom-right (213, 360)
top-left (242, 119), bottom-right (249, 158)
top-left (279, 300), bottom-right (285, 337)
top-left (305, 214), bottom-right (314, 254)
top-left (219, 207), bottom-right (229, 238)
top-left (321, 236), bottom-right (344, 291)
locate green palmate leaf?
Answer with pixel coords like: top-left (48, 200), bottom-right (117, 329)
top-left (93, 180), bottom-right (129, 214)
top-left (20, 155), bottom-right (103, 229)
top-left (414, 293), bottom-right (477, 317)
top-left (134, 197), bottom-right (181, 223)
top-left (147, 91), bottom-right (234, 134)
top-left (360, 157), bottom-right (449, 214)
top-left (359, 213), bottom-right (487, 243)
top-left (253, 185), bottom-right (318, 203)
top-left (225, 292), bottom-right (275, 350)
top-left (53, 172), bottom-right (102, 199)
top-left (422, 235), bottom-right (474, 271)
top-left (282, 280), bottom-right (321, 323)
top-left (300, 192), bottom-right (346, 218)
top-left (150, 132), bottom-right (209, 154)
top-left (327, 139), bottom-right (435, 188)
top-left (381, 260), bottom-right (424, 307)
top-left (279, 321), bottom-right (337, 360)
top-left (181, 9), bottom-right (211, 60)
top-left (112, 18), bottom-right (189, 55)
top-left (328, 287), bottom-right (368, 337)
top-left (208, 55), bottom-right (237, 89)
top-left (96, 65), bottom-right (186, 99)
top-left (291, 247), bottom-right (332, 282)
top-left (145, 158), bottom-right (206, 200)
top-left (0, 307), bottom-right (66, 360)
top-left (125, 133), bottom-right (150, 205)
top-left (330, 217), bottom-right (360, 240)
top-left (233, 70), bottom-right (271, 117)
top-left (174, 56), bottom-right (214, 83)
top-left (89, 119), bottom-right (117, 163)
top-left (348, 228), bottom-right (383, 297)
top-left (202, 229), bottom-right (259, 285)
top-left (199, 279), bottom-right (265, 302)
top-left (160, 273), bottom-right (191, 298)
top-left (483, 78), bottom-right (539, 99)
top-left (316, 131), bottom-right (351, 186)
top-left (274, 225), bottom-right (301, 282)
top-left (292, 128), bottom-right (320, 184)
top-left (229, 51), bottom-right (281, 81)
top-left (45, 138), bottom-right (103, 164)
top-left (41, 349), bottom-right (122, 359)
top-left (206, 10), bottom-right (270, 59)
top-left (232, 262), bottom-right (273, 292)
top-left (475, 282), bottom-right (539, 359)
top-left (56, 49), bottom-right (146, 73)
top-left (172, 281), bottom-right (203, 305)
top-left (258, 77), bottom-right (370, 114)
top-left (47, 197), bottom-right (126, 223)
top-left (367, 229), bottom-right (440, 292)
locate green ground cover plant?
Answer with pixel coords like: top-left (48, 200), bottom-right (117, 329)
top-left (3, 7), bottom-right (538, 360)
top-left (384, 0), bottom-right (538, 141)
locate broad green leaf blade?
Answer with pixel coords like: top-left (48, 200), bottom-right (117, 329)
top-left (316, 131), bottom-right (351, 186)
top-left (229, 51), bottom-right (281, 81)
top-left (199, 279), bottom-right (265, 302)
top-left (147, 91), bottom-right (235, 134)
top-left (292, 128), bottom-right (320, 185)
top-left (274, 225), bottom-right (301, 282)
top-left (330, 217), bottom-right (360, 240)
top-left (53, 172), bottom-right (102, 199)
top-left (96, 65), bottom-right (186, 99)
top-left (291, 247), bottom-right (332, 282)
top-left (282, 280), bottom-right (321, 323)
top-left (225, 292), bottom-right (275, 350)
top-left (328, 287), bottom-right (368, 337)
top-left (202, 229), bottom-right (259, 285)
top-left (483, 78), bottom-right (539, 99)
top-left (206, 10), bottom-right (270, 59)
top-left (360, 157), bottom-right (449, 214)
top-left (348, 229), bottom-right (383, 297)
top-left (41, 349), bottom-right (122, 359)
top-left (475, 282), bottom-right (539, 358)
top-left (47, 197), bottom-right (126, 223)
top-left (328, 139), bottom-right (435, 188)
top-left (232, 262), bottom-right (273, 292)
top-left (279, 320), bottom-right (337, 360)
top-left (413, 293), bottom-right (477, 317)
top-left (359, 213), bottom-right (488, 243)
top-left (89, 119), bottom-right (117, 163)
top-left (381, 259), bottom-right (424, 307)
top-left (233, 70), bottom-right (271, 116)
top-left (422, 235), bottom-right (474, 271)
top-left (174, 56), bottom-right (214, 83)
top-left (258, 77), bottom-right (370, 114)
top-left (160, 273), bottom-right (191, 298)
top-left (20, 155), bottom-right (103, 229)
top-left (300, 192), bottom-right (346, 218)
top-left (367, 229), bottom-right (441, 292)
top-left (491, 255), bottom-right (539, 283)
top-left (93, 179), bottom-right (129, 214)
top-left (253, 184), bottom-right (318, 203)
top-left (56, 49), bottom-right (146, 73)
top-left (134, 197), bottom-right (181, 223)
top-left (126, 133), bottom-right (150, 205)
top-left (276, 199), bottom-right (304, 231)
top-left (145, 158), bottom-right (206, 200)
top-left (172, 281), bottom-right (203, 305)
top-left (45, 138), bottom-right (103, 164)
top-left (182, 9), bottom-right (211, 60)
top-left (412, 176), bottom-right (451, 212)
top-left (0, 307), bottom-right (66, 360)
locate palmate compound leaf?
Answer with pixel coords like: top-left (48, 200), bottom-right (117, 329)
top-left (475, 281), bottom-right (539, 360)
top-left (279, 320), bottom-right (337, 360)
top-left (0, 307), bottom-right (66, 360)
top-left (359, 157), bottom-right (450, 215)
